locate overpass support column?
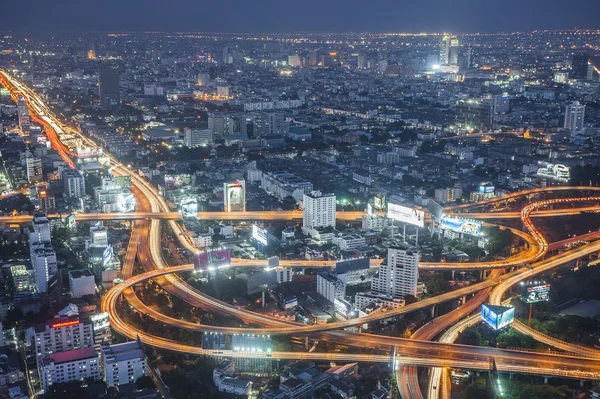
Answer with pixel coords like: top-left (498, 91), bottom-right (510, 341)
top-left (544, 377), bottom-right (549, 384)
top-left (431, 305), bottom-right (436, 318)
top-left (483, 270), bottom-right (488, 279)
top-left (581, 380), bottom-right (585, 387)
top-left (462, 295), bottom-right (466, 305)
top-left (452, 270), bottom-right (455, 280)
top-left (304, 336), bottom-right (309, 351)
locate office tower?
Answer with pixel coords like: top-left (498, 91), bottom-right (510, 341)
top-left (223, 180), bottom-right (246, 212)
top-left (357, 54), bottom-right (367, 69)
top-left (208, 112), bottom-right (247, 140)
top-left (17, 97), bottom-right (30, 133)
top-left (371, 246), bottom-right (420, 298)
top-left (40, 347), bottom-right (100, 391)
top-left (458, 45), bottom-right (472, 71)
top-left (455, 99), bottom-right (492, 131)
top-left (303, 191), bottom-right (336, 231)
top-left (317, 272), bottom-right (346, 303)
top-left (184, 127), bottom-right (213, 147)
top-left (30, 244), bottom-right (57, 293)
top-left (252, 113), bottom-right (288, 137)
top-left (62, 168), bottom-right (85, 198)
top-left (288, 54), bottom-right (302, 67)
top-left (100, 341), bottom-right (147, 387)
top-left (26, 155), bottom-right (43, 183)
top-left (90, 223), bottom-right (108, 248)
top-left (572, 54), bottom-right (590, 79)
top-left (587, 62), bottom-right (595, 80)
top-left (440, 36), bottom-right (459, 65)
top-left (564, 101), bottom-right (585, 131)
top-left (223, 46), bottom-right (233, 64)
top-left (98, 63), bottom-right (120, 111)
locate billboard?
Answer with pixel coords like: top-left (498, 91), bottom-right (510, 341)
top-left (537, 163), bottom-right (570, 182)
top-left (117, 193), bottom-right (136, 212)
top-left (387, 203), bottom-right (425, 227)
top-left (194, 249), bottom-right (232, 270)
top-left (427, 199), bottom-right (443, 221)
top-left (102, 246), bottom-right (113, 267)
top-left (374, 193), bottom-right (386, 211)
top-left (224, 180), bottom-right (246, 212)
top-left (367, 203), bottom-right (374, 217)
top-left (336, 257), bottom-right (370, 274)
top-left (521, 283), bottom-right (551, 304)
top-left (181, 197), bottom-right (198, 219)
top-left (440, 216), bottom-right (481, 236)
top-left (481, 304), bottom-right (515, 330)
top-left (252, 224), bottom-right (268, 246)
top-left (479, 184), bottom-right (495, 194)
top-left (164, 174), bottom-right (192, 190)
top-left (91, 312), bottom-right (110, 331)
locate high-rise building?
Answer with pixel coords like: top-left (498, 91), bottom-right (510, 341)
top-left (455, 99), bottom-right (492, 131)
top-left (357, 54), bottom-right (367, 69)
top-left (208, 112), bottom-right (247, 140)
top-left (90, 223), bottom-right (108, 248)
top-left (33, 214), bottom-right (52, 243)
top-left (223, 180), bottom-right (246, 212)
top-left (184, 127), bottom-right (213, 147)
top-left (371, 246), bottom-right (420, 298)
top-left (554, 72), bottom-right (569, 83)
top-left (491, 93), bottom-right (510, 115)
top-left (252, 113), bottom-right (289, 137)
top-left (303, 191), bottom-right (336, 232)
top-left (223, 47), bottom-right (233, 64)
top-left (17, 97), bottom-right (30, 133)
top-left (98, 63), bottom-right (120, 111)
top-left (100, 341), bottom-right (147, 387)
top-left (26, 316), bottom-right (94, 360)
top-left (288, 55), bottom-right (302, 67)
top-left (564, 101), bottom-right (585, 131)
top-left (572, 54), bottom-right (590, 79)
top-left (317, 272), bottom-right (346, 303)
top-left (197, 73), bottom-right (210, 86)
top-left (440, 36), bottom-right (459, 65)
top-left (62, 168), bottom-right (85, 198)
top-left (39, 347), bottom-right (100, 391)
top-left (26, 155), bottom-right (43, 183)
top-left (434, 187), bottom-right (462, 204)
top-left (30, 244), bottom-right (57, 293)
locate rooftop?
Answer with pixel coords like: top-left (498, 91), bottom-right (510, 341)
top-left (69, 269), bottom-right (94, 279)
top-left (102, 341), bottom-right (145, 364)
top-left (47, 346), bottom-right (97, 364)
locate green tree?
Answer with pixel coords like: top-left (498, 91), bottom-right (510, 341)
top-left (135, 375), bottom-right (155, 390)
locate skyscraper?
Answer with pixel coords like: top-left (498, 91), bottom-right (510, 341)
top-left (62, 168), bottom-right (85, 199)
top-left (439, 36), bottom-right (459, 65)
top-left (371, 246), bottom-right (420, 298)
top-left (572, 54), bottom-right (590, 79)
top-left (564, 101), bottom-right (585, 131)
top-left (17, 97), bottom-right (30, 133)
top-left (98, 63), bottom-right (120, 111)
top-left (26, 155), bottom-right (43, 183)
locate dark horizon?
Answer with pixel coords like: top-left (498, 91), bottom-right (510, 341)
top-left (3, 0), bottom-right (600, 34)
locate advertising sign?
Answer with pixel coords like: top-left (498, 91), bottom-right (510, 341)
top-left (481, 304), bottom-right (515, 330)
top-left (440, 216), bottom-right (482, 236)
top-left (91, 312), bottom-right (110, 331)
top-left (102, 246), bottom-right (113, 267)
top-left (479, 184), bottom-right (495, 194)
top-left (164, 174), bottom-right (192, 190)
top-left (521, 283), bottom-right (551, 304)
top-left (387, 203), bottom-right (425, 227)
top-left (194, 249), bottom-right (232, 270)
top-left (537, 163), bottom-right (570, 182)
top-left (252, 224), bottom-right (268, 246)
top-left (374, 193), bottom-right (386, 211)
top-left (180, 197), bottom-right (199, 219)
top-left (427, 199), bottom-right (443, 221)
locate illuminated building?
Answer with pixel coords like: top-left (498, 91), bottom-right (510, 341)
top-left (434, 187), bottom-right (462, 204)
top-left (26, 155), bottom-right (43, 183)
top-left (98, 63), bottom-right (120, 111)
top-left (30, 214), bottom-right (57, 293)
top-left (26, 316), bottom-right (94, 360)
top-left (455, 99), bottom-right (492, 131)
top-left (39, 347), bottom-right (100, 391)
top-left (223, 46), bottom-right (233, 64)
top-left (554, 72), bottom-right (569, 83)
top-left (317, 272), bottom-right (346, 304)
top-left (302, 191), bottom-right (336, 233)
top-left (62, 168), bottom-right (85, 199)
top-left (224, 179), bottom-right (246, 212)
top-left (439, 36), bottom-right (459, 65)
top-left (197, 72), bottom-right (210, 86)
top-left (184, 127), bottom-right (213, 147)
top-left (17, 97), bottom-right (30, 133)
top-left (288, 54), bottom-right (302, 67)
top-left (371, 246), bottom-right (420, 298)
top-left (564, 101), bottom-right (585, 131)
top-left (10, 265), bottom-right (31, 292)
top-left (100, 341), bottom-right (147, 387)
top-left (252, 112), bottom-right (289, 137)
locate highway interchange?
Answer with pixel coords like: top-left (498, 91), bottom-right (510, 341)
top-left (4, 68), bottom-right (600, 398)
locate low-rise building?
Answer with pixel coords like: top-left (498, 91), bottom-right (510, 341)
top-left (100, 341), bottom-right (147, 387)
top-left (69, 269), bottom-right (96, 298)
top-left (39, 347), bottom-right (100, 391)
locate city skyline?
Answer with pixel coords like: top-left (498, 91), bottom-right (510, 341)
top-left (2, 0), bottom-right (600, 34)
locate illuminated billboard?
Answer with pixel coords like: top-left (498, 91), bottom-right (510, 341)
top-left (180, 197), bottom-right (198, 219)
top-left (102, 246), bottom-right (113, 267)
top-left (117, 193), bottom-right (136, 212)
top-left (387, 203), bottom-right (425, 227)
top-left (478, 184), bottom-right (495, 194)
top-left (164, 174), bottom-right (192, 190)
top-left (440, 216), bottom-right (481, 236)
top-left (252, 224), bottom-right (268, 246)
top-left (224, 180), bottom-right (246, 212)
top-left (537, 163), bottom-right (570, 182)
top-left (481, 304), bottom-right (514, 330)
top-left (194, 249), bottom-right (232, 270)
top-left (374, 193), bottom-right (386, 211)
top-left (91, 312), bottom-right (110, 331)
top-left (521, 283), bottom-right (551, 304)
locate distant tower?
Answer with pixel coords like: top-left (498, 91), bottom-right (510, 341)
top-left (571, 53), bottom-right (590, 79)
top-left (440, 36), bottom-right (459, 65)
top-left (223, 47), bottom-right (233, 64)
top-left (88, 42), bottom-right (97, 60)
top-left (98, 63), bottom-right (120, 111)
top-left (564, 101), bottom-right (585, 131)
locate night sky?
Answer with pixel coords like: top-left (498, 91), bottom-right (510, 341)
top-left (3, 0), bottom-right (600, 33)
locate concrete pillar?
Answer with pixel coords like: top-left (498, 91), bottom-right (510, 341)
top-left (483, 270), bottom-right (488, 279)
top-left (580, 380), bottom-right (585, 387)
top-left (544, 377), bottom-right (549, 384)
top-left (462, 295), bottom-right (467, 305)
top-left (509, 373), bottom-right (514, 380)
top-left (431, 305), bottom-right (436, 318)
top-left (452, 270), bottom-right (456, 280)
top-left (304, 336), bottom-right (309, 350)
top-left (262, 291), bottom-right (266, 308)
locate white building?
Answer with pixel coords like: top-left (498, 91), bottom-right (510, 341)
top-left (184, 127), bottom-right (213, 147)
top-left (32, 214), bottom-right (52, 243)
top-left (26, 155), bottom-right (43, 183)
top-left (564, 101), bottom-right (585, 131)
top-left (69, 269), bottom-right (96, 298)
top-left (434, 187), bottom-right (462, 204)
top-left (26, 316), bottom-right (94, 360)
top-left (303, 191), bottom-right (336, 234)
top-left (332, 233), bottom-right (366, 250)
top-left (261, 172), bottom-right (312, 203)
top-left (355, 292), bottom-right (406, 310)
top-left (371, 246), bottom-right (420, 298)
top-left (224, 180), bottom-right (246, 212)
top-left (276, 267), bottom-right (293, 284)
top-left (194, 233), bottom-right (213, 249)
top-left (62, 168), bottom-right (85, 199)
top-left (361, 215), bottom-right (388, 231)
top-left (90, 223), bottom-right (108, 248)
top-left (317, 272), bottom-right (346, 303)
top-left (288, 54), bottom-right (302, 67)
top-left (30, 242), bottom-right (57, 293)
top-left (215, 376), bottom-right (252, 396)
top-left (100, 341), bottom-right (147, 387)
top-left (40, 347), bottom-right (100, 391)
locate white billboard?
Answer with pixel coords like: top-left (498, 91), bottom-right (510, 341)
top-left (252, 224), bottom-right (268, 246)
top-left (387, 203), bottom-right (425, 227)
